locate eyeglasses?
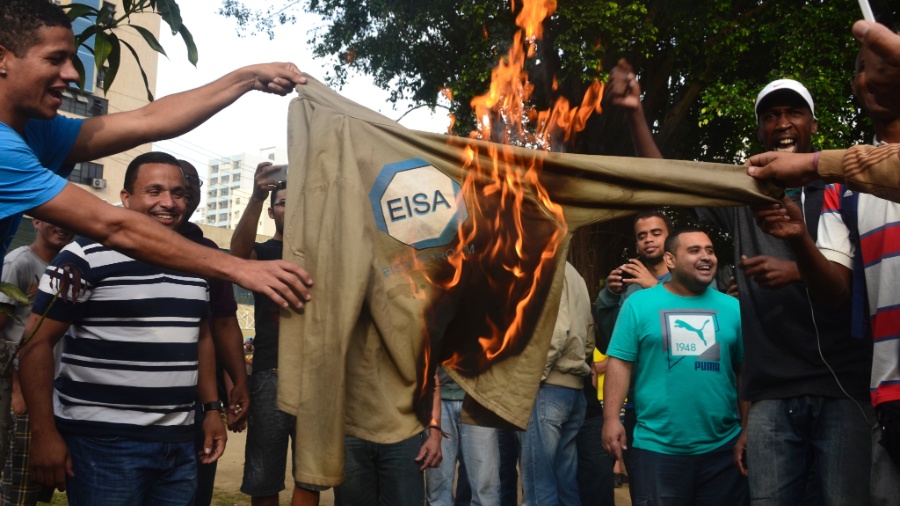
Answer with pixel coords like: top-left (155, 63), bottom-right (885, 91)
top-left (183, 174), bottom-right (204, 188)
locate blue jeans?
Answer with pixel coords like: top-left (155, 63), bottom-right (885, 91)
top-left (746, 397), bottom-right (872, 506)
top-left (426, 399), bottom-right (500, 506)
top-left (871, 423), bottom-right (900, 506)
top-left (576, 414), bottom-right (616, 506)
top-left (632, 435), bottom-right (748, 506)
top-left (335, 433), bottom-right (424, 506)
top-left (497, 429), bottom-right (519, 506)
top-left (241, 370), bottom-right (297, 497)
top-left (518, 384), bottom-right (585, 506)
top-left (63, 433), bottom-right (196, 506)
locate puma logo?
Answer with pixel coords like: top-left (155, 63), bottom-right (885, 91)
top-left (675, 319), bottom-right (709, 346)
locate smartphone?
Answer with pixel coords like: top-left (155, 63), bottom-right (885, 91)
top-left (270, 164), bottom-right (287, 184)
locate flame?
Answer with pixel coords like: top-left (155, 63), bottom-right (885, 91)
top-left (410, 0), bottom-right (605, 420)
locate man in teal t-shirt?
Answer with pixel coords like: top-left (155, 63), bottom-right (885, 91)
top-left (602, 227), bottom-right (748, 505)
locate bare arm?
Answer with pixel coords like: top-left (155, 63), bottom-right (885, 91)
top-left (415, 377), bottom-right (443, 470)
top-left (31, 184), bottom-right (312, 309)
top-left (605, 59), bottom-right (663, 159)
top-left (754, 197), bottom-right (852, 307)
top-left (601, 357), bottom-right (633, 461)
top-left (230, 163), bottom-right (282, 259)
top-left (66, 64), bottom-right (306, 164)
top-left (853, 20), bottom-right (900, 115)
top-left (197, 320), bottom-right (227, 464)
top-left (18, 315), bottom-right (72, 491)
top-left (211, 315), bottom-right (250, 430)
top-left (734, 365), bottom-right (749, 476)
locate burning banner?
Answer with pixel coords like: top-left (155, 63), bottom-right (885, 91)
top-left (276, 0), bottom-right (777, 488)
top-left (277, 77), bottom-right (777, 487)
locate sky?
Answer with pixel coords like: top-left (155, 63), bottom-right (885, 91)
top-left (153, 0), bottom-right (447, 172)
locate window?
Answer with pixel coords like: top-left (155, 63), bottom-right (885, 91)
top-left (221, 175), bottom-right (230, 184)
top-left (67, 162), bottom-right (104, 184)
top-left (235, 197), bottom-right (241, 205)
top-left (218, 213), bottom-right (228, 222)
top-left (211, 165), bottom-right (219, 174)
top-left (221, 188), bottom-right (229, 196)
top-left (208, 189), bottom-right (217, 198)
top-left (60, 89), bottom-right (108, 117)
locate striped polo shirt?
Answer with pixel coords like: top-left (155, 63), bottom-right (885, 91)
top-left (818, 183), bottom-right (900, 407)
top-left (31, 238), bottom-right (209, 442)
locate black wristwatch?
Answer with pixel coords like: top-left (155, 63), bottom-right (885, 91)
top-left (201, 400), bottom-right (225, 413)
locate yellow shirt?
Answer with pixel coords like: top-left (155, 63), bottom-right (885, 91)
top-left (594, 348), bottom-right (607, 401)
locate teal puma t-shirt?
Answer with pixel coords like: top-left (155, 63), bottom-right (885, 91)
top-left (608, 283), bottom-right (742, 455)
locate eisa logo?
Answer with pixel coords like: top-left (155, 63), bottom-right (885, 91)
top-left (369, 158), bottom-right (468, 250)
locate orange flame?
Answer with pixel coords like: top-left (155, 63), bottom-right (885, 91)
top-left (411, 0), bottom-right (605, 419)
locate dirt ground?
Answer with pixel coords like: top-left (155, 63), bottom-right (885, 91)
top-left (212, 429), bottom-right (335, 505)
top-left (211, 430), bottom-right (631, 506)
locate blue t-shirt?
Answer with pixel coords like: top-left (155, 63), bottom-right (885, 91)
top-left (607, 283), bottom-right (742, 455)
top-left (0, 116), bottom-right (83, 275)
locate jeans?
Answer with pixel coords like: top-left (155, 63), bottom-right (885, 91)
top-left (426, 399), bottom-right (500, 506)
top-left (518, 384), bottom-right (585, 506)
top-left (632, 435), bottom-right (748, 506)
top-left (241, 370), bottom-right (297, 497)
top-left (871, 423), bottom-right (900, 506)
top-left (622, 406), bottom-right (637, 504)
top-left (746, 396), bottom-right (873, 506)
top-left (335, 433), bottom-right (425, 506)
top-left (575, 414), bottom-right (615, 506)
top-left (63, 433), bottom-right (196, 506)
top-left (497, 429), bottom-right (519, 506)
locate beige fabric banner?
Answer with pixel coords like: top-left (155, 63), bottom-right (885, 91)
top-left (279, 75), bottom-right (779, 486)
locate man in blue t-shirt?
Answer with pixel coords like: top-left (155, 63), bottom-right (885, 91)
top-left (0, 0), bottom-right (312, 311)
top-left (602, 227), bottom-right (748, 505)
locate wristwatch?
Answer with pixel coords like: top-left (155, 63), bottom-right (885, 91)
top-left (201, 400), bottom-right (225, 413)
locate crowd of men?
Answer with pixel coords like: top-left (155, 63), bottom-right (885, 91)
top-left (1, 0), bottom-right (900, 505)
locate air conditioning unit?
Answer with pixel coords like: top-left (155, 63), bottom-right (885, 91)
top-left (90, 178), bottom-right (107, 189)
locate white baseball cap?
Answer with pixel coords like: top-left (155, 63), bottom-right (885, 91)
top-left (755, 79), bottom-right (816, 121)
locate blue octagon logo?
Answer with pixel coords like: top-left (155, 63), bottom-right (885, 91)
top-left (369, 158), bottom-right (468, 250)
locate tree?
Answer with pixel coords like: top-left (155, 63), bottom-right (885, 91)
top-left (66, 0), bottom-right (197, 100)
top-left (219, 0), bottom-right (898, 288)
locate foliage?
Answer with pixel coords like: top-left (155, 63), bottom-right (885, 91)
top-left (64, 0), bottom-right (198, 100)
top-left (218, 0), bottom-right (898, 284)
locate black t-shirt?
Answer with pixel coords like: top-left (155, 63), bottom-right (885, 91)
top-left (696, 182), bottom-right (872, 402)
top-left (251, 239), bottom-right (283, 372)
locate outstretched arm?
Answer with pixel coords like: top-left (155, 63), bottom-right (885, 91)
top-left (67, 64), bottom-right (306, 164)
top-left (853, 20), bottom-right (900, 115)
top-left (31, 184), bottom-right (313, 309)
top-left (604, 59), bottom-right (663, 159)
top-left (231, 162), bottom-right (282, 259)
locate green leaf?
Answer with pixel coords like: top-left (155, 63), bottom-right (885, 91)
top-left (178, 23), bottom-right (198, 66)
top-left (0, 283), bottom-right (29, 305)
top-left (127, 24), bottom-right (168, 58)
top-left (74, 24), bottom-right (100, 48)
top-left (102, 33), bottom-right (121, 94)
top-left (119, 39), bottom-right (155, 102)
top-left (62, 4), bottom-right (98, 21)
top-left (155, 0), bottom-right (184, 35)
top-left (71, 53), bottom-right (87, 92)
top-left (93, 31), bottom-right (113, 75)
